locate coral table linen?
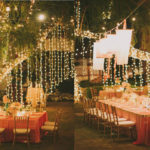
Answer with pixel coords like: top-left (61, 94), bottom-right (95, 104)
top-left (0, 111), bottom-right (48, 143)
top-left (96, 100), bottom-right (150, 146)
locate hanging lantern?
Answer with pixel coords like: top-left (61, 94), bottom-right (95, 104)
top-left (96, 34), bottom-right (119, 58)
top-left (106, 34), bottom-right (118, 54)
top-left (93, 41), bottom-right (104, 70)
top-left (115, 29), bottom-right (133, 65)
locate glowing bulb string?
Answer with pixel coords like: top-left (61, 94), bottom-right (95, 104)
top-left (10, 71), bottom-right (13, 102)
top-left (76, 0), bottom-right (147, 39)
top-left (148, 61), bottom-right (150, 97)
top-left (40, 34), bottom-right (43, 89)
top-left (59, 26), bottom-right (63, 80)
top-left (57, 25), bottom-right (60, 85)
top-left (20, 62), bottom-right (23, 104)
top-left (104, 0), bottom-right (146, 35)
top-left (15, 67), bottom-right (18, 101)
top-left (44, 47), bottom-right (47, 91)
top-left (49, 38), bottom-right (52, 93)
top-left (114, 56), bottom-right (117, 85)
top-left (51, 30), bottom-right (54, 92)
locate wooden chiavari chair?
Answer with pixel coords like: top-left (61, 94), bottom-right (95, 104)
top-left (13, 116), bottom-right (30, 145)
top-left (111, 105), bottom-right (136, 139)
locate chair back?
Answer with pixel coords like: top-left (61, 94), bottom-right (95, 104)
top-left (99, 102), bottom-right (105, 120)
top-left (104, 103), bottom-right (111, 122)
top-left (89, 100), bottom-right (96, 115)
top-left (14, 116), bottom-right (29, 133)
top-left (54, 109), bottom-right (63, 129)
top-left (111, 105), bottom-right (119, 125)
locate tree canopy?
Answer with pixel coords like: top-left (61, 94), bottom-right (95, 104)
top-left (79, 0), bottom-right (150, 51)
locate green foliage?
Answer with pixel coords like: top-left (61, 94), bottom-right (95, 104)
top-left (79, 0), bottom-right (150, 51)
top-left (57, 78), bottom-right (74, 95)
top-left (79, 80), bottom-right (91, 88)
top-left (79, 80), bottom-right (103, 88)
top-left (86, 87), bottom-right (92, 99)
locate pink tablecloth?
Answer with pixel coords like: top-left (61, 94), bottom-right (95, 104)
top-left (0, 111), bottom-right (48, 143)
top-left (96, 100), bottom-right (150, 146)
top-left (99, 91), bottom-right (123, 99)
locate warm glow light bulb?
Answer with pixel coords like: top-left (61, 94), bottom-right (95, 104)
top-left (38, 14), bottom-right (46, 21)
top-left (6, 7), bottom-right (10, 12)
top-left (102, 27), bottom-right (105, 30)
top-left (132, 17), bottom-right (136, 21)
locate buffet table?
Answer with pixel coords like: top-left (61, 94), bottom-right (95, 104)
top-left (96, 100), bottom-right (150, 145)
top-left (0, 111), bottom-right (48, 143)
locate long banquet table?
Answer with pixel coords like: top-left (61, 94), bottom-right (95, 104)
top-left (99, 90), bottom-right (123, 99)
top-left (96, 100), bottom-right (150, 146)
top-left (0, 111), bottom-right (48, 143)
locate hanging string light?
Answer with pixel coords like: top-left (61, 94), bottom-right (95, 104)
top-left (10, 71), bottom-right (13, 102)
top-left (40, 32), bottom-right (43, 89)
top-left (124, 64), bottom-right (128, 83)
top-left (51, 29), bottom-right (54, 92)
top-left (132, 58), bottom-right (136, 87)
top-left (49, 38), bottom-right (52, 93)
top-left (44, 48), bottom-right (47, 91)
top-left (75, 0), bottom-right (146, 39)
top-left (15, 67), bottom-right (18, 101)
top-left (60, 26), bottom-right (63, 83)
top-left (89, 39), bottom-right (93, 80)
top-left (75, 0), bottom-right (80, 30)
top-left (71, 51), bottom-right (75, 78)
top-left (6, 73), bottom-right (11, 99)
top-left (82, 38), bottom-right (86, 76)
top-left (104, 58), bottom-right (108, 87)
top-left (74, 72), bottom-right (82, 102)
top-left (66, 51), bottom-right (70, 79)
top-left (148, 61), bottom-right (150, 97)
top-left (20, 62), bottom-right (23, 104)
top-left (63, 31), bottom-right (67, 80)
top-left (35, 49), bottom-right (39, 86)
top-left (139, 59), bottom-right (143, 91)
top-left (57, 25), bottom-right (60, 84)
top-left (110, 58), bottom-right (113, 86)
top-left (52, 26), bottom-right (57, 88)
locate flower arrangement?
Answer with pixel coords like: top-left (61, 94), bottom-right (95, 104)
top-left (3, 95), bottom-right (10, 104)
top-left (6, 102), bottom-right (22, 116)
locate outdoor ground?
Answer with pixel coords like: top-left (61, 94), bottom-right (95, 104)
top-left (74, 103), bottom-right (150, 150)
top-left (0, 102), bottom-right (150, 150)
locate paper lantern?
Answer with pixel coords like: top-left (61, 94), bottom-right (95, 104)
top-left (115, 29), bottom-right (133, 65)
top-left (96, 35), bottom-right (119, 58)
top-left (106, 34), bottom-right (118, 53)
top-left (93, 41), bottom-right (104, 70)
top-left (96, 38), bottom-right (113, 58)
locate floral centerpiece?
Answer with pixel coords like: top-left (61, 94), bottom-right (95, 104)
top-left (122, 82), bottom-right (131, 92)
top-left (3, 95), bottom-right (10, 111)
top-left (6, 102), bottom-right (22, 116)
